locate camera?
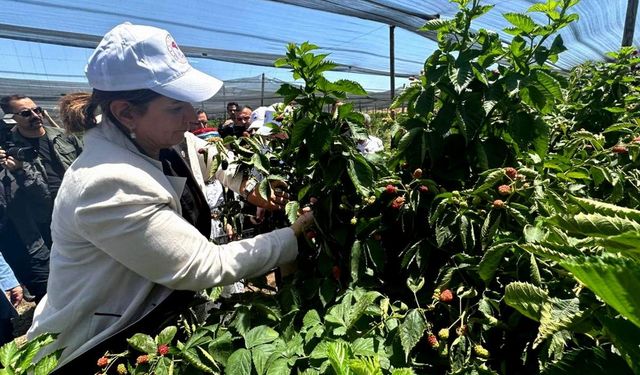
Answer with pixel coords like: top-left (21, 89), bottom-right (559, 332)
top-left (1, 114), bottom-right (38, 162)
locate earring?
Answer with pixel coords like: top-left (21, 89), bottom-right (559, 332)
top-left (130, 130), bottom-right (137, 139)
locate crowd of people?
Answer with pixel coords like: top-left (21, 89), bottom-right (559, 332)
top-left (0, 21), bottom-right (383, 370)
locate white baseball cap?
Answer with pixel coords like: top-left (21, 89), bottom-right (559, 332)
top-left (85, 22), bottom-right (223, 103)
top-left (248, 106), bottom-right (268, 130)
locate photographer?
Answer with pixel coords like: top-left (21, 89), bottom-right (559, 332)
top-left (0, 95), bottom-right (82, 302)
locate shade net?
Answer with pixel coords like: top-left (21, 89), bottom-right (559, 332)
top-left (0, 0), bottom-right (638, 116)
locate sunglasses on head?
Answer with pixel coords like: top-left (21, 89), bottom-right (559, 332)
top-left (14, 106), bottom-right (43, 118)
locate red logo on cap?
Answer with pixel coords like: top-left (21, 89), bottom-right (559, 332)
top-left (165, 34), bottom-right (187, 64)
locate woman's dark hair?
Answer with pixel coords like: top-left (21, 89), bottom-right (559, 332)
top-left (59, 89), bottom-right (162, 133)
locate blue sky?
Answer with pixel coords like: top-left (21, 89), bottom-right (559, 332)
top-left (0, 0), bottom-right (429, 93)
top-left (1, 0), bottom-right (638, 95)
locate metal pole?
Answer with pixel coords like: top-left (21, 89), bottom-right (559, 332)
top-left (389, 25), bottom-right (395, 100)
top-left (261, 73), bottom-right (265, 107)
top-left (623, 0), bottom-right (639, 46)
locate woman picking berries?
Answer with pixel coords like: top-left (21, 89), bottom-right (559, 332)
top-left (27, 23), bottom-right (313, 371)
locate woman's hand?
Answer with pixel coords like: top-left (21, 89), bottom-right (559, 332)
top-left (244, 179), bottom-right (290, 211)
top-left (290, 210), bottom-right (314, 237)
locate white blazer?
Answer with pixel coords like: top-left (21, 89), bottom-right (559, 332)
top-left (27, 119), bottom-right (298, 366)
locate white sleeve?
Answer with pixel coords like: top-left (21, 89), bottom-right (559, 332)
top-left (74, 177), bottom-right (297, 291)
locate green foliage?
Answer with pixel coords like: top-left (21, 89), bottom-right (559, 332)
top-left (19, 0), bottom-right (640, 374)
top-left (0, 334), bottom-right (60, 375)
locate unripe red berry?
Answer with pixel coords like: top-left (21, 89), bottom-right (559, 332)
top-left (439, 289), bottom-right (454, 303)
top-left (504, 167), bottom-right (517, 179)
top-left (612, 145), bottom-right (628, 154)
top-left (385, 185), bottom-right (397, 194)
top-left (427, 334), bottom-right (439, 348)
top-left (418, 185), bottom-right (429, 193)
top-left (391, 196), bottom-right (405, 209)
top-left (157, 344), bottom-right (170, 356)
top-left (136, 355), bottom-right (149, 365)
top-left (97, 356), bottom-right (109, 368)
top-left (493, 199), bottom-right (505, 209)
top-left (412, 168), bottom-right (423, 179)
top-left (497, 185), bottom-right (511, 196)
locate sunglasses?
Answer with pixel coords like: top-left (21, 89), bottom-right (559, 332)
top-left (13, 106), bottom-right (43, 118)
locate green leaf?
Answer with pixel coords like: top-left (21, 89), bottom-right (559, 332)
top-left (598, 314), bottom-right (640, 373)
top-left (450, 64), bottom-right (474, 93)
top-left (533, 70), bottom-right (562, 100)
top-left (349, 357), bottom-right (383, 375)
top-left (226, 348), bottom-right (252, 375)
top-left (347, 154), bottom-right (374, 197)
top-left (259, 178), bottom-right (271, 206)
top-left (504, 282), bottom-right (548, 321)
top-left (561, 255), bottom-right (640, 328)
top-left (536, 297), bottom-right (584, 346)
top-left (34, 350), bottom-right (61, 375)
top-left (289, 117), bottom-right (314, 149)
top-left (346, 291), bottom-right (380, 329)
top-left (351, 338), bottom-right (376, 357)
top-left (519, 243), bottom-right (577, 262)
top-left (127, 333), bottom-right (157, 354)
top-left (473, 169), bottom-right (505, 194)
top-left (391, 369), bottom-right (417, 375)
top-left (251, 343), bottom-right (278, 375)
top-left (285, 201), bottom-right (300, 225)
top-left (327, 341), bottom-right (352, 375)
top-left (503, 13), bottom-right (537, 33)
top-left (551, 213), bottom-right (640, 237)
top-left (331, 79), bottom-right (367, 95)
top-left (350, 240), bottom-right (363, 285)
top-left (156, 326), bottom-right (177, 345)
top-left (399, 309), bottom-right (427, 360)
top-left (570, 197), bottom-right (640, 222)
top-left (0, 340), bottom-right (18, 368)
top-left (244, 326), bottom-right (279, 349)
top-left (541, 347), bottom-right (633, 375)
top-left (266, 358), bottom-right (290, 375)
top-left (391, 84), bottom-right (420, 109)
top-left (251, 153), bottom-right (270, 175)
top-left (419, 19), bottom-right (454, 31)
top-left (478, 243), bottom-right (511, 282)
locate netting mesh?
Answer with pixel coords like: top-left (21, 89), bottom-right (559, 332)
top-left (0, 0), bottom-right (638, 115)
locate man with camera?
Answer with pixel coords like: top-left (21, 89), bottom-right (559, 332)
top-left (0, 95), bottom-right (82, 302)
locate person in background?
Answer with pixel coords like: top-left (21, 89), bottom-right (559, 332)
top-left (0, 95), bottom-right (83, 202)
top-left (356, 113), bottom-right (384, 155)
top-left (27, 22), bottom-right (313, 370)
top-left (190, 109), bottom-right (208, 132)
top-left (0, 252), bottom-right (23, 345)
top-left (0, 95), bottom-right (83, 303)
top-left (221, 102), bottom-right (239, 127)
top-left (220, 105), bottom-right (252, 138)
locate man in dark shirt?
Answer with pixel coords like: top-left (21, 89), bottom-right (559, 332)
top-left (0, 94), bottom-right (82, 302)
